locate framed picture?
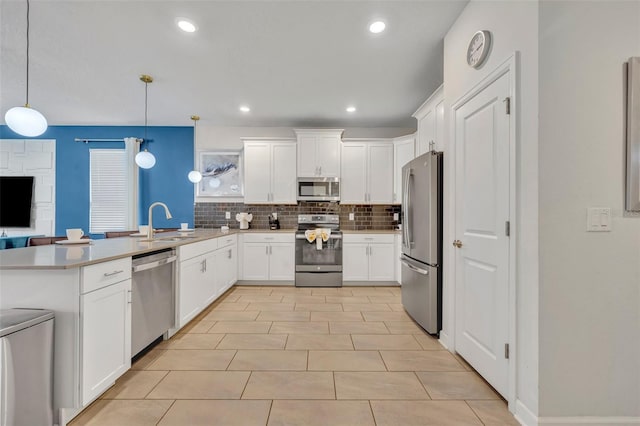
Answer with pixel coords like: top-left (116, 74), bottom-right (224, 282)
top-left (196, 151), bottom-right (243, 197)
top-left (626, 57), bottom-right (640, 211)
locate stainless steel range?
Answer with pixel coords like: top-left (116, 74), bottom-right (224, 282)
top-left (295, 214), bottom-right (343, 287)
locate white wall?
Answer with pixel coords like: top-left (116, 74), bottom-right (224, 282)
top-left (538, 1), bottom-right (640, 419)
top-left (443, 1), bottom-right (539, 420)
top-left (0, 139), bottom-right (56, 237)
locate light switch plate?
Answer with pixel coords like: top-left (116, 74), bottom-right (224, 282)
top-left (349, 212), bottom-right (355, 221)
top-left (225, 211), bottom-right (231, 219)
top-left (587, 207), bottom-right (612, 232)
top-left (393, 213), bottom-right (399, 221)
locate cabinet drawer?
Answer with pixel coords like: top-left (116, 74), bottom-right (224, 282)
top-left (81, 257), bottom-right (132, 294)
top-left (179, 238), bottom-right (219, 261)
top-left (343, 234), bottom-right (395, 244)
top-left (217, 234), bottom-right (237, 249)
top-left (242, 233), bottom-right (294, 243)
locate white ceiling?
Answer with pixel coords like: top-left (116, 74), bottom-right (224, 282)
top-left (0, 0), bottom-right (468, 129)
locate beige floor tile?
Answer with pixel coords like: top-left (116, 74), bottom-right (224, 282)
top-left (214, 302), bottom-right (250, 311)
top-left (371, 400), bottom-right (483, 425)
top-left (242, 371), bottom-right (335, 399)
top-left (181, 320), bottom-right (215, 333)
top-left (268, 400), bottom-right (375, 426)
top-left (270, 321), bottom-right (329, 334)
top-left (69, 400), bottom-right (173, 426)
top-left (270, 287), bottom-right (313, 295)
top-left (351, 334), bottom-right (422, 350)
top-left (130, 349), bottom-right (165, 371)
top-left (286, 334), bottom-right (354, 350)
top-left (363, 311), bottom-right (412, 322)
top-left (158, 400), bottom-right (271, 426)
top-left (310, 288), bottom-right (340, 295)
top-left (329, 321), bottom-right (389, 334)
top-left (237, 295), bottom-right (284, 303)
top-left (388, 303), bottom-right (406, 312)
top-left (101, 370), bottom-right (168, 399)
top-left (147, 371), bottom-right (250, 399)
top-left (380, 351), bottom-right (467, 371)
top-left (311, 311), bottom-right (364, 321)
top-left (295, 303), bottom-right (343, 311)
top-left (146, 349), bottom-right (236, 370)
top-left (228, 350), bottom-right (308, 370)
top-left (384, 321), bottom-right (427, 334)
top-left (157, 333), bottom-right (225, 350)
top-left (466, 400), bottom-right (520, 425)
top-left (335, 372), bottom-right (428, 399)
top-left (246, 302), bottom-right (295, 311)
top-left (203, 310), bottom-right (260, 321)
top-left (417, 372), bottom-right (500, 400)
top-left (257, 311), bottom-right (311, 321)
top-left (217, 333), bottom-right (288, 349)
top-left (453, 353), bottom-right (475, 371)
top-left (309, 350), bottom-right (386, 371)
top-left (368, 296), bottom-right (401, 304)
top-left (219, 294), bottom-right (241, 302)
top-left (231, 288), bottom-right (273, 295)
top-left (208, 321), bottom-right (272, 334)
top-left (348, 288), bottom-right (395, 296)
top-left (342, 303), bottom-right (392, 312)
top-left (414, 334), bottom-right (444, 350)
top-left (281, 295), bottom-right (327, 303)
top-left (326, 296), bottom-right (372, 304)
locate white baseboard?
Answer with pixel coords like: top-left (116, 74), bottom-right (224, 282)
top-left (514, 399), bottom-right (538, 426)
top-left (538, 417), bottom-right (640, 425)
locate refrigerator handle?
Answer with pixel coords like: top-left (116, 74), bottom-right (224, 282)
top-left (403, 168), bottom-right (413, 249)
top-left (400, 257), bottom-right (429, 275)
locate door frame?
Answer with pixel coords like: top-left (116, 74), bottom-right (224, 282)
top-left (448, 53), bottom-right (518, 408)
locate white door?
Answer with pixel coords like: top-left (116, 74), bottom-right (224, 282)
top-left (243, 143), bottom-right (271, 203)
top-left (271, 143), bottom-right (297, 203)
top-left (316, 135), bottom-right (341, 177)
top-left (393, 136), bottom-right (415, 203)
top-left (343, 243), bottom-right (369, 281)
top-left (341, 143), bottom-right (367, 203)
top-left (178, 257), bottom-right (206, 326)
top-left (454, 71), bottom-right (511, 397)
top-left (367, 144), bottom-right (394, 204)
top-left (243, 243), bottom-right (270, 280)
top-left (269, 243), bottom-right (295, 280)
top-left (368, 243), bottom-right (395, 281)
top-left (417, 108), bottom-right (434, 156)
top-left (297, 135), bottom-right (318, 177)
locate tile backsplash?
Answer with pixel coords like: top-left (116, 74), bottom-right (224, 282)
top-left (194, 202), bottom-right (400, 230)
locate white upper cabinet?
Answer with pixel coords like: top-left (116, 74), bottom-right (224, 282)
top-left (393, 134), bottom-right (415, 204)
top-left (243, 139), bottom-right (297, 204)
top-left (413, 85), bottom-right (444, 155)
top-left (295, 129), bottom-right (343, 177)
top-left (341, 140), bottom-right (394, 204)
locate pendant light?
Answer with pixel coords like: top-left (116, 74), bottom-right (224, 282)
top-left (187, 115), bottom-right (202, 183)
top-left (4, 0), bottom-right (48, 137)
top-left (135, 74), bottom-right (156, 169)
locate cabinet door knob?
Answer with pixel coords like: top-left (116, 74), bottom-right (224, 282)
top-left (453, 240), bottom-right (463, 248)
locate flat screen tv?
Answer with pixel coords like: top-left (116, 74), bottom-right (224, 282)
top-left (0, 176), bottom-right (34, 228)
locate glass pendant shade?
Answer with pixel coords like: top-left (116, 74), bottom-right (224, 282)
top-left (188, 170), bottom-right (202, 183)
top-left (5, 105), bottom-right (48, 137)
top-left (135, 149), bottom-right (156, 169)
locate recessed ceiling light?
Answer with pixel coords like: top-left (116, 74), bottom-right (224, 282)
top-left (239, 106), bottom-right (251, 113)
top-left (176, 18), bottom-right (197, 33)
top-left (346, 106), bottom-right (356, 113)
top-left (369, 21), bottom-right (386, 34)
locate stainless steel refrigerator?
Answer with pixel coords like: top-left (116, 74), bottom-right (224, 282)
top-left (400, 151), bottom-right (443, 335)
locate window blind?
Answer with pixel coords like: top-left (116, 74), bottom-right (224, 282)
top-left (89, 149), bottom-right (129, 233)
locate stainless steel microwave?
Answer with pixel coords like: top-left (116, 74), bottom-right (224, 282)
top-left (297, 177), bottom-right (340, 202)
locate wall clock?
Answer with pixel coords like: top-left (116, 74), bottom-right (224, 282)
top-left (467, 30), bottom-right (492, 68)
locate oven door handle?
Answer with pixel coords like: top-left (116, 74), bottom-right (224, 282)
top-left (295, 234), bottom-right (342, 240)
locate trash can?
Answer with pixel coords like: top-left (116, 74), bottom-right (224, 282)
top-left (0, 309), bottom-right (54, 426)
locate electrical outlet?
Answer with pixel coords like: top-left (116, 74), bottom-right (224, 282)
top-left (393, 213), bottom-right (399, 221)
top-left (349, 212), bottom-right (355, 221)
top-left (225, 211), bottom-right (231, 219)
top-left (272, 212), bottom-right (278, 220)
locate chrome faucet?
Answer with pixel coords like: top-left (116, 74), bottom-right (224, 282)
top-left (147, 202), bottom-right (173, 240)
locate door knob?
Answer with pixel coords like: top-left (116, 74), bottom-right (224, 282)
top-left (452, 240), bottom-right (463, 248)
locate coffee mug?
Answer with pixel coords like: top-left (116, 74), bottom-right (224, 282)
top-left (180, 223), bottom-right (189, 230)
top-left (138, 225), bottom-right (149, 234)
top-left (66, 228), bottom-right (84, 241)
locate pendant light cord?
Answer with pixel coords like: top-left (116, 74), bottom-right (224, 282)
top-left (25, 0), bottom-right (30, 106)
top-left (144, 80), bottom-right (148, 143)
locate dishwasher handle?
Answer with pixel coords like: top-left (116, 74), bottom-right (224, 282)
top-left (132, 255), bottom-right (177, 273)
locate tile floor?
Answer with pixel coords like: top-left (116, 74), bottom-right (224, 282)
top-left (70, 285), bottom-right (519, 426)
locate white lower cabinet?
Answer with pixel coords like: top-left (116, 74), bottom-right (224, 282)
top-left (343, 234), bottom-right (396, 282)
top-left (242, 233), bottom-right (294, 281)
top-left (80, 279), bottom-right (131, 406)
top-left (216, 243), bottom-right (238, 295)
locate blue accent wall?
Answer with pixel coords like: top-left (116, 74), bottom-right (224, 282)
top-left (0, 125), bottom-right (194, 237)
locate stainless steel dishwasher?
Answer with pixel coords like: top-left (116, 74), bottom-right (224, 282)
top-left (131, 248), bottom-right (176, 357)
